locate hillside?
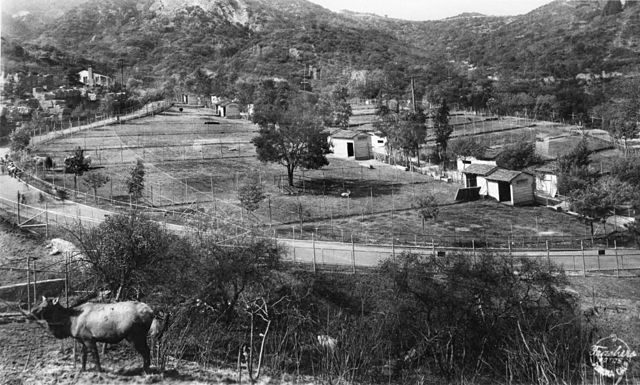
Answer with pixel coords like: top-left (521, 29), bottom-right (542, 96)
top-left (2, 0), bottom-right (640, 103)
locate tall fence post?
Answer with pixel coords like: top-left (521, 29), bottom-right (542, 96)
top-left (45, 202), bottom-right (49, 238)
top-left (614, 240), bottom-right (620, 278)
top-left (351, 234), bottom-right (356, 274)
top-left (17, 192), bottom-right (21, 225)
top-left (33, 259), bottom-right (38, 305)
top-left (546, 240), bottom-right (550, 268)
top-left (472, 239), bottom-right (476, 265)
top-left (312, 233), bottom-right (317, 274)
top-left (26, 254), bottom-right (31, 312)
top-left (392, 236), bottom-right (395, 262)
top-left (581, 240), bottom-right (586, 277)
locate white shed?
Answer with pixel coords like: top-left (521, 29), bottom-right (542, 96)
top-left (329, 130), bottom-right (372, 160)
top-left (534, 166), bottom-right (558, 197)
top-left (484, 169), bottom-right (535, 206)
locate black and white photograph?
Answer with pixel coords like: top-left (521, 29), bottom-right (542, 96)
top-left (1, 0), bottom-right (639, 383)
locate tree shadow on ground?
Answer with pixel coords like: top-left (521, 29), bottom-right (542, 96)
top-left (294, 177), bottom-right (404, 199)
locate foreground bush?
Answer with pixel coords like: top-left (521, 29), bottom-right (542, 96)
top-left (70, 214), bottom-right (591, 383)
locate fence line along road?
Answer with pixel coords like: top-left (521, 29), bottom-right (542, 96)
top-left (281, 237), bottom-right (640, 277)
top-left (1, 191), bottom-right (639, 277)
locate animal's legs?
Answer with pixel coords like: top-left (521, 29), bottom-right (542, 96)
top-left (86, 340), bottom-right (102, 372)
top-left (132, 337), bottom-right (151, 372)
top-left (80, 343), bottom-right (88, 371)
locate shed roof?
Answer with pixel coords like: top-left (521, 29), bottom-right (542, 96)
top-left (485, 168), bottom-right (525, 182)
top-left (331, 130), bottom-right (369, 140)
top-left (461, 163), bottom-right (497, 176)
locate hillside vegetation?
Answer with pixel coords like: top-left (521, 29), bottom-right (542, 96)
top-left (3, 0), bottom-right (640, 105)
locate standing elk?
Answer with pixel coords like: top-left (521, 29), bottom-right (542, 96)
top-left (31, 296), bottom-right (158, 372)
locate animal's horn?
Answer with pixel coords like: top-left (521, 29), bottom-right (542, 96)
top-left (52, 297), bottom-right (59, 305)
top-left (42, 296), bottom-right (47, 303)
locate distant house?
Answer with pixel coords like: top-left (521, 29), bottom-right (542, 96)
top-left (462, 166), bottom-right (535, 205)
top-left (329, 130), bottom-right (372, 160)
top-left (181, 94), bottom-right (203, 105)
top-left (217, 102), bottom-right (241, 119)
top-left (78, 67), bottom-right (114, 88)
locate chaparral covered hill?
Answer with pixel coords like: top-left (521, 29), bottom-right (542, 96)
top-left (3, 0), bottom-right (640, 98)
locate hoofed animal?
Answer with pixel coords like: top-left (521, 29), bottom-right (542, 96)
top-left (31, 297), bottom-right (155, 372)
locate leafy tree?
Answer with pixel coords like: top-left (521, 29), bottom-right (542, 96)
top-left (238, 178), bottom-right (266, 215)
top-left (413, 193), bottom-right (439, 232)
top-left (68, 212), bottom-right (183, 300)
top-left (317, 86), bottom-right (352, 128)
top-left (9, 126), bottom-right (31, 152)
top-left (126, 159), bottom-right (145, 202)
top-left (191, 237), bottom-right (279, 321)
top-left (570, 176), bottom-right (636, 236)
top-left (65, 146), bottom-right (91, 193)
top-left (251, 82), bottom-right (332, 186)
top-left (496, 141), bottom-right (541, 170)
top-left (556, 139), bottom-right (595, 196)
top-left (557, 139), bottom-right (591, 174)
top-left (448, 137), bottom-right (487, 159)
top-left (610, 156), bottom-right (640, 187)
top-left (375, 106), bottom-right (427, 166)
top-left (396, 110), bottom-right (427, 167)
top-left (82, 172), bottom-right (110, 202)
top-left (433, 99), bottom-right (453, 163)
top-left (593, 78), bottom-right (640, 156)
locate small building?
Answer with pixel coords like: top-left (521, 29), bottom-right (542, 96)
top-left (78, 67), bottom-right (114, 88)
top-left (370, 132), bottom-right (387, 156)
top-left (534, 166), bottom-right (558, 197)
top-left (462, 165), bottom-right (535, 205)
top-left (217, 102), bottom-right (241, 119)
top-left (461, 163), bottom-right (497, 195)
top-left (329, 130), bottom-right (372, 160)
top-left (181, 94), bottom-right (203, 105)
top-left (484, 169), bottom-right (535, 206)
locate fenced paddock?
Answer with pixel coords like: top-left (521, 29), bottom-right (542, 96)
top-left (20, 105), bottom-right (623, 252)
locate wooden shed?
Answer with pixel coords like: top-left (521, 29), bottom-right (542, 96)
top-left (461, 163), bottom-right (497, 195)
top-left (217, 102), bottom-right (241, 119)
top-left (484, 169), bottom-right (535, 206)
top-left (329, 130), bottom-right (372, 160)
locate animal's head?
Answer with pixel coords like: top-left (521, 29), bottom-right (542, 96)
top-left (31, 296), bottom-right (64, 320)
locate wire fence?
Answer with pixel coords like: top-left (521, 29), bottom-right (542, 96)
top-left (27, 101), bottom-right (172, 147)
top-left (0, 249), bottom-right (93, 312)
top-left (281, 236), bottom-right (640, 277)
top-left (1, 193), bottom-right (638, 279)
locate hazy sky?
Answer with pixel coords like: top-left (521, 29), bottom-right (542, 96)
top-left (308, 0), bottom-right (554, 21)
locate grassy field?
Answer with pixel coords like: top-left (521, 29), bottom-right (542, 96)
top-left (29, 106), bottom-right (596, 246)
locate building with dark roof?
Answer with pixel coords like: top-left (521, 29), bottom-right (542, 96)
top-left (462, 166), bottom-right (535, 205)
